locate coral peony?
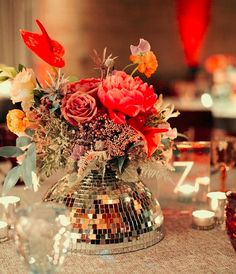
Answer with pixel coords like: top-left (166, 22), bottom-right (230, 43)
top-left (10, 68), bottom-right (36, 111)
top-left (62, 78), bottom-right (101, 97)
top-left (7, 109), bottom-right (30, 135)
top-left (98, 71), bottom-right (157, 124)
top-left (61, 92), bottom-right (97, 126)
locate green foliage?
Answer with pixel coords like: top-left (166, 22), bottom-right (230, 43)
top-left (117, 155), bottom-right (128, 173)
top-left (18, 64), bottom-right (26, 72)
top-left (1, 143), bottom-right (37, 194)
top-left (16, 136), bottom-right (32, 147)
top-left (2, 166), bottom-right (21, 195)
top-left (0, 146), bottom-right (24, 157)
top-left (0, 65), bottom-right (17, 81)
top-left (25, 128), bottom-right (35, 137)
top-left (21, 143), bottom-right (36, 190)
top-left (34, 89), bottom-right (44, 106)
top-left (68, 76), bottom-right (79, 82)
top-left (161, 138), bottom-right (171, 150)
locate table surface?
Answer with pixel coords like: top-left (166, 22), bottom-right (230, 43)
top-left (165, 97), bottom-right (236, 119)
top-left (0, 177), bottom-right (235, 274)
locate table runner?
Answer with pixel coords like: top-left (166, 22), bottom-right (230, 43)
top-left (0, 181), bottom-right (235, 274)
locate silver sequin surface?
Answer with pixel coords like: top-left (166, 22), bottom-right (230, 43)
top-left (43, 169), bottom-right (164, 254)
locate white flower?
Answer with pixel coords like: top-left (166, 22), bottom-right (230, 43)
top-left (10, 68), bottom-right (36, 111)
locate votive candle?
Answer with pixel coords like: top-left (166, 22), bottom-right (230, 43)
top-left (0, 196), bottom-right (20, 228)
top-left (177, 184), bottom-right (195, 203)
top-left (192, 210), bottom-right (215, 230)
top-left (0, 196), bottom-right (20, 208)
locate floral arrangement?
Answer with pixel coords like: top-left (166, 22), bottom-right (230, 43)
top-left (0, 20), bottom-right (179, 194)
top-left (205, 54), bottom-right (236, 98)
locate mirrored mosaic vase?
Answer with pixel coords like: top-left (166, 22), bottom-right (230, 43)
top-left (43, 168), bottom-right (164, 255)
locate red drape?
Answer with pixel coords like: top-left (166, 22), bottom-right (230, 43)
top-left (176, 0), bottom-right (212, 67)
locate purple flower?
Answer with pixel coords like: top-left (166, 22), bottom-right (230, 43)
top-left (71, 145), bottom-right (85, 160)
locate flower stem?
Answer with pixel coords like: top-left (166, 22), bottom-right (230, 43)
top-left (122, 63), bottom-right (136, 72)
top-left (130, 66), bottom-right (139, 77)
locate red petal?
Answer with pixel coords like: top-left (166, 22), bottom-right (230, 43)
top-left (144, 131), bottom-right (161, 157)
top-left (129, 115), bottom-right (168, 157)
top-left (108, 109), bottom-right (126, 124)
top-left (20, 19), bottom-right (65, 68)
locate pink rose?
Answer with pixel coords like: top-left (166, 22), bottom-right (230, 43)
top-left (61, 92), bottom-right (97, 126)
top-left (62, 78), bottom-right (101, 97)
top-left (98, 71), bottom-right (157, 124)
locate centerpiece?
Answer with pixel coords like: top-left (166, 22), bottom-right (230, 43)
top-left (0, 20), bottom-right (179, 254)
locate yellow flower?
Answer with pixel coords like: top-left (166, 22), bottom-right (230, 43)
top-left (10, 68), bottom-right (36, 111)
top-left (7, 109), bottom-right (30, 135)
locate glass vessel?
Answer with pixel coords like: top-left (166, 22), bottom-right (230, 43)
top-left (211, 137), bottom-right (236, 192)
top-left (14, 203), bottom-right (71, 274)
top-left (43, 167), bottom-right (164, 255)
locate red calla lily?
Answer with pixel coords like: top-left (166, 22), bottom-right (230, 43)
top-left (20, 19), bottom-right (65, 68)
top-left (128, 114), bottom-right (168, 157)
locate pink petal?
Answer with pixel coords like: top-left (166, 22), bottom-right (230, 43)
top-left (130, 38), bottom-right (151, 55)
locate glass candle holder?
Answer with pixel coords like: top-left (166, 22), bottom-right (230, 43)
top-left (172, 141), bottom-right (211, 202)
top-left (195, 177), bottom-right (210, 203)
top-left (0, 221), bottom-right (8, 242)
top-left (207, 191), bottom-right (226, 224)
top-left (14, 203), bottom-right (71, 274)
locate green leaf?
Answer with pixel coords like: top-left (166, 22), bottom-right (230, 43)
top-left (0, 146), bottom-right (24, 157)
top-left (48, 94), bottom-right (57, 101)
top-left (117, 155), bottom-right (127, 174)
top-left (0, 65), bottom-right (17, 78)
top-left (16, 136), bottom-right (32, 147)
top-left (21, 143), bottom-right (36, 190)
top-left (68, 76), bottom-right (79, 82)
top-left (50, 102), bottom-right (60, 113)
top-left (25, 128), bottom-right (35, 137)
top-left (34, 89), bottom-right (44, 106)
top-left (177, 133), bottom-right (189, 140)
top-left (18, 64), bottom-right (26, 72)
top-left (2, 166), bottom-right (21, 194)
top-left (0, 76), bottom-right (9, 82)
top-left (161, 138), bottom-right (171, 150)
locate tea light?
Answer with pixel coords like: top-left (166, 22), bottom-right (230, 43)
top-left (0, 196), bottom-right (20, 208)
top-left (207, 191), bottom-right (226, 223)
top-left (0, 196), bottom-right (20, 228)
top-left (0, 221), bottom-right (8, 242)
top-left (192, 210), bottom-right (215, 230)
top-left (177, 184), bottom-right (195, 203)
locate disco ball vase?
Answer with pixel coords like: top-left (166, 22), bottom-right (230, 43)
top-left (43, 168), bottom-right (164, 255)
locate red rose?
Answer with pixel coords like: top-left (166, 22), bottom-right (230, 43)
top-left (62, 78), bottom-right (101, 97)
top-left (61, 92), bottom-right (97, 126)
top-left (97, 71), bottom-right (157, 124)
